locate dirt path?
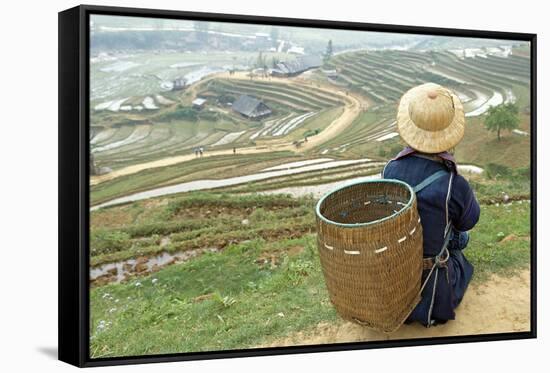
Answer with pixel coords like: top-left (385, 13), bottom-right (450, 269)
top-left (224, 71), bottom-right (364, 151)
top-left (90, 71), bottom-right (364, 186)
top-left (90, 144), bottom-right (289, 185)
top-left (257, 269), bottom-right (531, 348)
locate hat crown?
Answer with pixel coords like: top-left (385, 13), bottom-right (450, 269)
top-left (396, 82), bottom-right (465, 154)
top-left (408, 85), bottom-right (455, 131)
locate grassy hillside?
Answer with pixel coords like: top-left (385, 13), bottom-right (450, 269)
top-left (89, 177), bottom-right (530, 357)
top-left (454, 114), bottom-right (531, 168)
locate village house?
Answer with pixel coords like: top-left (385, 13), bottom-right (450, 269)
top-left (231, 94), bottom-right (272, 119)
top-left (192, 97), bottom-right (207, 110)
top-left (287, 45), bottom-right (305, 55)
top-left (270, 54), bottom-right (322, 77)
top-left (172, 77), bottom-right (187, 91)
top-left (321, 68), bottom-right (339, 79)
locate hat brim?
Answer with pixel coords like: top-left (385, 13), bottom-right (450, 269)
top-left (396, 87), bottom-right (465, 154)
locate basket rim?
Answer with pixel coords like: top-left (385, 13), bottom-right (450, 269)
top-left (315, 178), bottom-right (414, 228)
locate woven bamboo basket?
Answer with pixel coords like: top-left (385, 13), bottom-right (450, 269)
top-left (315, 179), bottom-right (423, 333)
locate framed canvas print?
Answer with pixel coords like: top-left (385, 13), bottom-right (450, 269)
top-left (58, 4), bottom-right (537, 367)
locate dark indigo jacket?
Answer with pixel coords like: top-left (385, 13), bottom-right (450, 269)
top-left (382, 147), bottom-right (480, 326)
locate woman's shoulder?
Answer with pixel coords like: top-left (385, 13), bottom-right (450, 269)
top-left (452, 171), bottom-right (473, 191)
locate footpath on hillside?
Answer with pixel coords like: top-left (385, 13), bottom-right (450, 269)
top-left (257, 269), bottom-right (530, 347)
top-left (90, 71), bottom-right (363, 186)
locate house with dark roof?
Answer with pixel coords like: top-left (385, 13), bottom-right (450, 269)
top-left (172, 77), bottom-right (187, 91)
top-left (192, 97), bottom-right (207, 109)
top-left (231, 94), bottom-right (272, 119)
top-left (321, 68), bottom-right (339, 79)
top-left (270, 55), bottom-right (322, 77)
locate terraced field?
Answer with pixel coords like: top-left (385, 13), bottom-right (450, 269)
top-left (91, 70), bottom-right (347, 172)
top-left (314, 48), bottom-right (530, 158)
top-left (197, 77), bottom-right (345, 141)
top-left (90, 47), bottom-right (531, 209)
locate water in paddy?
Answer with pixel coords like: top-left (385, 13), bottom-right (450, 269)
top-left (91, 158), bottom-right (374, 210)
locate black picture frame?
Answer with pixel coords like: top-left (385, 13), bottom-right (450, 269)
top-left (58, 4), bottom-right (537, 368)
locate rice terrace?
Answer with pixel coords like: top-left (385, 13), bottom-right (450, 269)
top-left (88, 15), bottom-right (532, 358)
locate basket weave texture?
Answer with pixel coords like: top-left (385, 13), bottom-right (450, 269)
top-left (315, 179), bottom-right (423, 333)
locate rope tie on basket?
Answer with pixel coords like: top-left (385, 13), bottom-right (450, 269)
top-left (421, 222), bottom-right (452, 327)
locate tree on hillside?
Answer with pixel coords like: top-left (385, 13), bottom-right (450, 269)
top-left (484, 103), bottom-right (520, 141)
top-left (323, 39), bottom-right (333, 63)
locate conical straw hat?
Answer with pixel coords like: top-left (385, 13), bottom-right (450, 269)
top-left (396, 82), bottom-right (465, 153)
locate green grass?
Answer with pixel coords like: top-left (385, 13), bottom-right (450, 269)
top-left (467, 201), bottom-right (531, 280)
top-left (90, 236), bottom-right (338, 358)
top-left (454, 113), bottom-right (531, 169)
top-left (91, 192), bottom-right (315, 265)
top-left (469, 167), bottom-right (530, 204)
top-left (90, 181), bottom-right (531, 357)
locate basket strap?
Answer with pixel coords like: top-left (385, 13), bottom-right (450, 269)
top-left (413, 170), bottom-right (448, 194)
top-left (420, 227), bottom-right (453, 293)
top-left (421, 170), bottom-right (455, 327)
top-left (406, 170), bottom-right (455, 329)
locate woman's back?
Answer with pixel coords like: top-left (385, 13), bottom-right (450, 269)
top-left (382, 151), bottom-right (480, 257)
top-left (382, 148), bottom-right (481, 325)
